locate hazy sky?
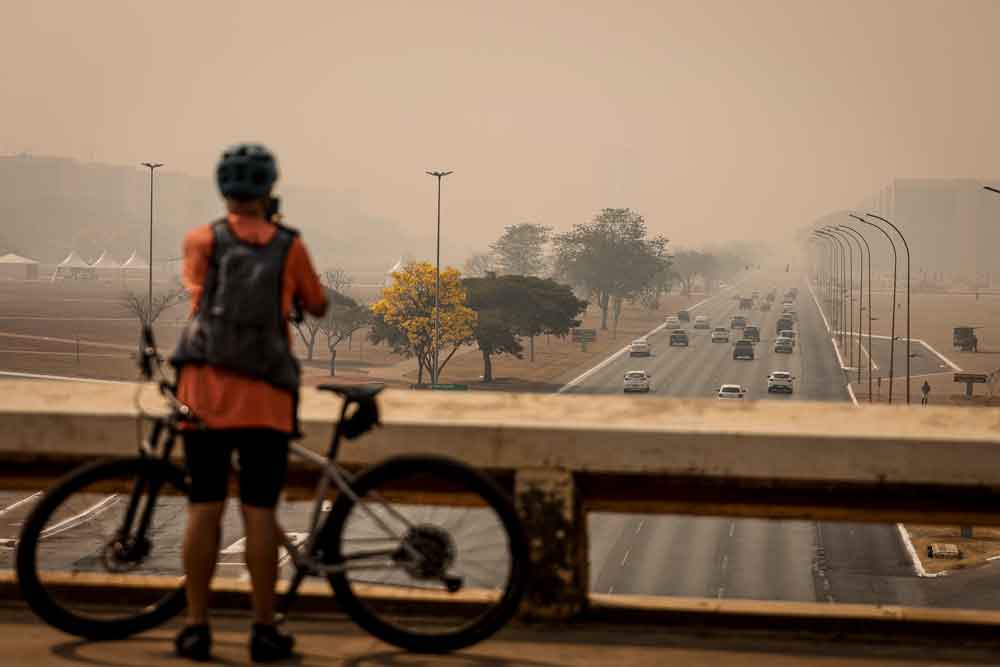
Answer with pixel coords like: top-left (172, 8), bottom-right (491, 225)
top-left (4, 0), bottom-right (999, 254)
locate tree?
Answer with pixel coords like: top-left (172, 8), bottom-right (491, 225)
top-left (323, 268), bottom-right (354, 295)
top-left (370, 261), bottom-right (476, 384)
top-left (553, 208), bottom-right (670, 330)
top-left (490, 223), bottom-right (552, 276)
top-left (120, 281), bottom-right (188, 327)
top-left (318, 289), bottom-right (369, 376)
top-left (671, 250), bottom-right (711, 296)
top-left (463, 251), bottom-right (497, 278)
top-left (464, 275), bottom-right (587, 379)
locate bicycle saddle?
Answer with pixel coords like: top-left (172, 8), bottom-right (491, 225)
top-left (318, 383), bottom-right (384, 439)
top-left (317, 383), bottom-right (385, 400)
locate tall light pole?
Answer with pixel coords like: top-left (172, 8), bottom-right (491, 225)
top-left (426, 170), bottom-right (453, 386)
top-left (816, 229), bottom-right (846, 349)
top-left (825, 226), bottom-right (854, 369)
top-left (812, 231), bottom-right (837, 334)
top-left (842, 220), bottom-right (873, 400)
top-left (985, 186), bottom-right (1000, 195)
top-left (140, 162), bottom-right (163, 322)
top-left (867, 213), bottom-right (911, 404)
top-left (858, 216), bottom-right (898, 404)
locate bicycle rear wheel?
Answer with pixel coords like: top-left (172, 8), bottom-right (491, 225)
top-left (16, 457), bottom-right (189, 639)
top-left (323, 455), bottom-right (527, 653)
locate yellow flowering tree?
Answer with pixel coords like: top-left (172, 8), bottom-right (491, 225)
top-left (370, 261), bottom-right (476, 384)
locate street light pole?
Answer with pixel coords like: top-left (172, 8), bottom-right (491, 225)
top-left (867, 213), bottom-right (910, 404)
top-left (841, 221), bottom-right (873, 399)
top-left (812, 231), bottom-right (838, 335)
top-left (816, 229), bottom-right (846, 349)
top-left (426, 170), bottom-right (453, 386)
top-left (858, 216), bottom-right (898, 404)
top-left (825, 227), bottom-right (854, 369)
top-left (140, 162), bottom-right (163, 323)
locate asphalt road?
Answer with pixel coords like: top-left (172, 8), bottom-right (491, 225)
top-left (570, 272), bottom-right (935, 606)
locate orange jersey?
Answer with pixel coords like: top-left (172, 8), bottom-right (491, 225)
top-left (176, 213), bottom-right (327, 433)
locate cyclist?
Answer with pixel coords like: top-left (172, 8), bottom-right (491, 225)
top-left (170, 144), bottom-right (327, 662)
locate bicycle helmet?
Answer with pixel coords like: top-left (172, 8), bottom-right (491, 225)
top-left (216, 143), bottom-right (278, 201)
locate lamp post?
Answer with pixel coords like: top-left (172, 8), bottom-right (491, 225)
top-left (866, 213), bottom-right (910, 404)
top-left (816, 229), bottom-right (846, 348)
top-left (985, 186), bottom-right (1000, 195)
top-left (857, 216), bottom-right (898, 404)
top-left (825, 226), bottom-right (854, 368)
top-left (842, 220), bottom-right (873, 401)
top-left (140, 162), bottom-right (163, 322)
top-left (812, 231), bottom-right (838, 335)
top-left (838, 224), bottom-right (867, 383)
top-left (426, 170), bottom-right (453, 386)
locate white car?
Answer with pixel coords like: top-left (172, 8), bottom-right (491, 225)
top-left (711, 327), bottom-right (730, 343)
top-left (782, 302), bottom-right (794, 313)
top-left (767, 371), bottom-right (795, 394)
top-left (693, 315), bottom-right (710, 329)
top-left (624, 370), bottom-right (651, 393)
top-left (717, 384), bottom-right (747, 399)
top-left (629, 339), bottom-right (651, 357)
top-left (665, 315), bottom-right (681, 329)
top-left (777, 330), bottom-right (797, 347)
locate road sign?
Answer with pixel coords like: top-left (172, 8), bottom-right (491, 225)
top-left (954, 373), bottom-right (989, 398)
top-left (571, 328), bottom-right (597, 343)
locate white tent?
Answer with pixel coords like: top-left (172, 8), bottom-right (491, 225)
top-left (53, 251), bottom-right (95, 281)
top-left (92, 250), bottom-right (122, 282)
top-left (0, 253), bottom-right (39, 280)
top-left (385, 257), bottom-right (404, 286)
top-left (122, 250), bottom-right (149, 281)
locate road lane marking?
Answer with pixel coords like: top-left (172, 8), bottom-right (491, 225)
top-left (716, 586), bottom-right (725, 599)
top-left (0, 370), bottom-right (130, 384)
top-left (39, 495), bottom-right (119, 540)
top-left (556, 289), bottom-right (733, 393)
top-left (858, 341), bottom-right (880, 371)
top-left (0, 491), bottom-right (41, 517)
top-left (806, 280), bottom-right (831, 333)
top-left (895, 523), bottom-right (946, 578)
top-left (634, 520), bottom-right (644, 536)
top-left (608, 586), bottom-right (614, 594)
top-left (721, 554), bottom-right (728, 571)
top-left (728, 522), bottom-right (735, 538)
top-left (621, 549), bottom-right (631, 566)
top-left (846, 384), bottom-right (858, 406)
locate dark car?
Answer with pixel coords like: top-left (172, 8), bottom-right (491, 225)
top-left (677, 310), bottom-right (691, 322)
top-left (730, 315), bottom-right (747, 329)
top-left (743, 325), bottom-right (760, 343)
top-left (733, 340), bottom-right (754, 360)
top-left (669, 330), bottom-right (689, 346)
top-left (776, 317), bottom-right (794, 335)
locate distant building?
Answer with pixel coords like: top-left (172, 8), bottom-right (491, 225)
top-left (853, 179), bottom-right (1000, 287)
top-left (0, 253), bottom-right (39, 280)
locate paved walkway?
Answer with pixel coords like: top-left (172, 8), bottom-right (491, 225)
top-left (0, 606), bottom-right (990, 666)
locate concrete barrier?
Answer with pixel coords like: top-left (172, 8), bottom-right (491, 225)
top-left (4, 378), bottom-right (1000, 619)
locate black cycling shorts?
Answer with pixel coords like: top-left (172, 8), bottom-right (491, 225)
top-left (182, 429), bottom-right (289, 508)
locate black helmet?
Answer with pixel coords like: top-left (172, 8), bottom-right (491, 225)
top-left (216, 143), bottom-right (278, 201)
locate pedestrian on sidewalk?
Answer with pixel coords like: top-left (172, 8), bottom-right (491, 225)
top-left (921, 380), bottom-right (931, 406)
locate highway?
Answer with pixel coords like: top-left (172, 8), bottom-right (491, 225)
top-left (572, 272), bottom-right (929, 606)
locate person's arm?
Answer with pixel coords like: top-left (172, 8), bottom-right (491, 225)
top-left (181, 226), bottom-right (214, 316)
top-left (288, 237), bottom-right (327, 317)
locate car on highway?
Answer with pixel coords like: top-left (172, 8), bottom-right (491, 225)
top-left (779, 329), bottom-right (797, 343)
top-left (775, 316), bottom-right (794, 334)
top-left (693, 315), bottom-right (710, 329)
top-left (760, 300), bottom-right (771, 312)
top-left (767, 371), bottom-right (795, 393)
top-left (733, 340), bottom-right (755, 360)
top-left (717, 384), bottom-right (747, 399)
top-left (711, 327), bottom-right (730, 343)
top-left (677, 310), bottom-right (691, 322)
top-left (623, 370), bottom-right (651, 393)
top-left (665, 315), bottom-right (681, 329)
top-left (730, 315), bottom-right (747, 329)
top-left (629, 339), bottom-right (651, 357)
top-left (669, 329), bottom-right (689, 346)
top-left (774, 337), bottom-right (794, 354)
top-left (751, 290), bottom-right (761, 299)
top-left (743, 325), bottom-right (760, 343)
top-left (782, 302), bottom-right (794, 313)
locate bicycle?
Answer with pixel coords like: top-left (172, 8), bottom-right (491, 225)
top-left (16, 326), bottom-right (528, 653)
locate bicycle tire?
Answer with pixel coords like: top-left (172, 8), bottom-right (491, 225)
top-left (16, 457), bottom-right (189, 640)
top-left (323, 455), bottom-right (528, 653)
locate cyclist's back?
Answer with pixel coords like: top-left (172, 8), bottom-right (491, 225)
top-left (170, 144), bottom-right (326, 663)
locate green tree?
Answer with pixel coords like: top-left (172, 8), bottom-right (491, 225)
top-left (553, 208), bottom-right (669, 330)
top-left (319, 289), bottom-right (370, 376)
top-left (490, 223), bottom-right (552, 276)
top-left (464, 274), bottom-right (587, 380)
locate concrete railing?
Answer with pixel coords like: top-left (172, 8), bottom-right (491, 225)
top-left (4, 379), bottom-right (1000, 621)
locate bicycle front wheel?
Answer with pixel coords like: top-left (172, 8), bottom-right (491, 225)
top-left (15, 457), bottom-right (189, 639)
top-left (324, 455), bottom-right (528, 653)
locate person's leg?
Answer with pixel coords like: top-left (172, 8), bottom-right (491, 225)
top-left (183, 501), bottom-right (226, 625)
top-left (237, 431), bottom-right (290, 625)
top-left (182, 432), bottom-right (234, 627)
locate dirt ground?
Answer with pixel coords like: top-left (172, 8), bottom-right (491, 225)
top-left (0, 280), bottom-right (704, 392)
top-left (840, 290), bottom-right (1000, 405)
top-left (904, 525), bottom-right (1000, 575)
